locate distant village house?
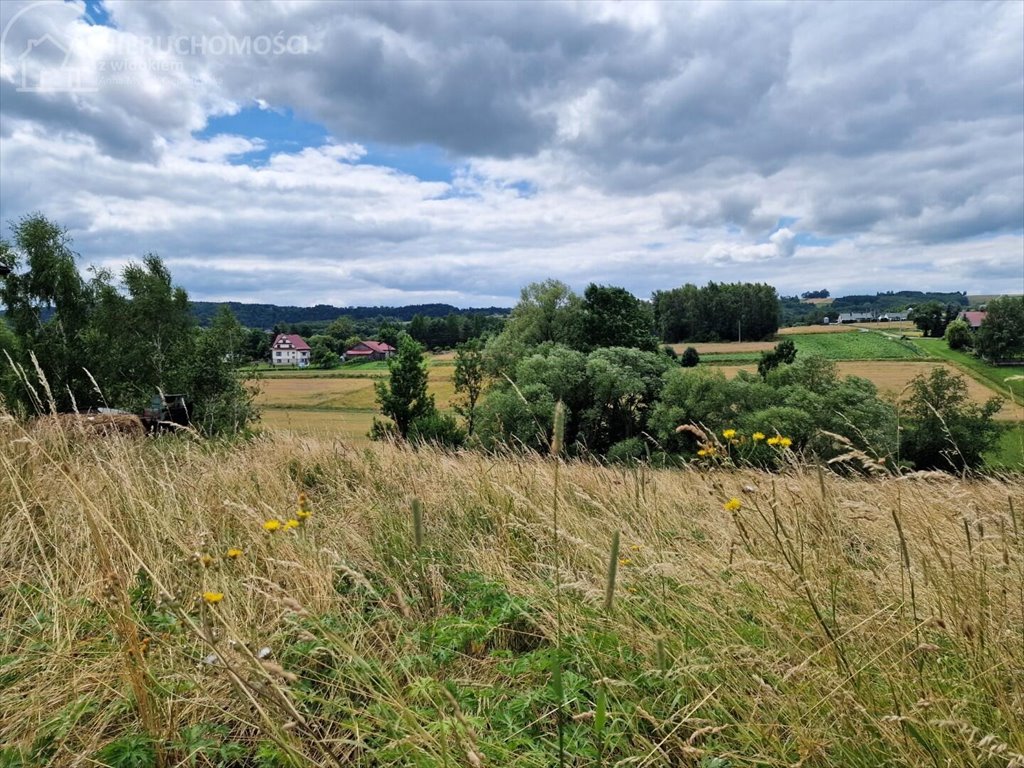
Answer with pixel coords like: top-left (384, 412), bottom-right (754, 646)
top-left (344, 340), bottom-right (396, 362)
top-left (956, 310), bottom-right (987, 330)
top-left (271, 334), bottom-right (311, 367)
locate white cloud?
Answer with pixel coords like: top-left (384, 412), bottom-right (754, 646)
top-left (0, 0), bottom-right (1021, 305)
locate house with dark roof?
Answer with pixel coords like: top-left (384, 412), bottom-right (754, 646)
top-left (271, 334), bottom-right (311, 367)
top-left (956, 310), bottom-right (987, 330)
top-left (344, 340), bottom-right (396, 362)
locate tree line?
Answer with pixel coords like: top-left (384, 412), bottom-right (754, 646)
top-left (374, 279), bottom-right (1004, 472)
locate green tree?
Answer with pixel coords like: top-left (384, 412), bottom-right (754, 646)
top-left (911, 301), bottom-right (958, 338)
top-left (374, 333), bottom-right (434, 437)
top-left (453, 339), bottom-right (487, 435)
top-left (209, 305), bottom-right (247, 366)
top-left (757, 339), bottom-right (797, 378)
top-left (308, 336), bottom-right (340, 369)
top-left (975, 296), bottom-right (1024, 362)
top-left (501, 279), bottom-right (588, 349)
top-left (679, 346), bottom-right (700, 367)
top-left (899, 367), bottom-right (1001, 471)
top-left (943, 318), bottom-right (973, 351)
top-left (325, 316), bottom-right (355, 342)
top-left (582, 283), bottom-right (657, 350)
top-left (0, 214), bottom-right (95, 411)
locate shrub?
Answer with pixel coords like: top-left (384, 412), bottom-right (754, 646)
top-left (679, 346), bottom-right (700, 367)
top-left (943, 319), bottom-right (972, 351)
top-left (408, 411), bottom-right (466, 448)
top-left (607, 437), bottom-right (647, 463)
top-left (899, 367), bottom-right (1002, 471)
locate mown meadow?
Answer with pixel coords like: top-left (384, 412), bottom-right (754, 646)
top-left (2, 416), bottom-right (1022, 767)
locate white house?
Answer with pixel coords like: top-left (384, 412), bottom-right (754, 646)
top-left (271, 334), bottom-right (311, 367)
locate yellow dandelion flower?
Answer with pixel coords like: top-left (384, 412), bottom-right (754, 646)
top-left (722, 429), bottom-right (737, 440)
top-left (203, 591), bottom-right (224, 604)
top-left (618, 557), bottom-right (632, 567)
top-left (780, 437), bottom-right (792, 448)
top-left (296, 510), bottom-right (311, 520)
top-left (766, 436), bottom-right (781, 446)
top-left (225, 548), bottom-right (243, 558)
top-left (284, 519), bottom-right (300, 530)
top-left (697, 448), bottom-right (708, 457)
top-left (752, 432), bottom-right (765, 442)
top-left (724, 497), bottom-right (743, 512)
top-left (263, 519), bottom-right (281, 532)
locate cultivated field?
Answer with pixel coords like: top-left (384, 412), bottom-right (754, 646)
top-left (2, 422), bottom-right (1022, 766)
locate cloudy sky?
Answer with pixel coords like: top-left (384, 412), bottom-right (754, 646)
top-left (1, 0), bottom-right (1022, 306)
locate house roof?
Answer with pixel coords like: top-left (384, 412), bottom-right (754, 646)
top-left (345, 340), bottom-right (396, 355)
top-left (272, 333), bottom-right (311, 351)
top-left (958, 311), bottom-right (987, 329)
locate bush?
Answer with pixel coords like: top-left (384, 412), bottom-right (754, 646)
top-left (607, 436), bottom-right (647, 463)
top-left (679, 346), bottom-right (700, 367)
top-left (943, 319), bottom-right (972, 351)
top-left (757, 339), bottom-right (797, 378)
top-left (408, 411), bottom-right (466, 448)
top-left (899, 367), bottom-right (1002, 471)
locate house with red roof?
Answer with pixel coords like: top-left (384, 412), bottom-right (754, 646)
top-left (271, 334), bottom-right (311, 367)
top-left (956, 310), bottom-right (988, 330)
top-left (344, 340), bottom-right (396, 362)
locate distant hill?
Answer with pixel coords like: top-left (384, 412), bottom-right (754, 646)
top-left (189, 301), bottom-right (511, 328)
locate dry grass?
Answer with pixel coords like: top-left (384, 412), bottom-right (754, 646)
top-left (778, 324), bottom-right (857, 335)
top-left (258, 408), bottom-right (376, 440)
top-left (2, 416), bottom-right (1022, 766)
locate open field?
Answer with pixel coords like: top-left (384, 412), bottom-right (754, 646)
top-left (257, 369), bottom-right (457, 411)
top-left (669, 340), bottom-right (777, 354)
top-left (778, 323), bottom-right (855, 335)
top-left (2, 424), bottom-right (1021, 767)
top-left (912, 338), bottom-right (1024, 403)
top-left (785, 331), bottom-right (924, 359)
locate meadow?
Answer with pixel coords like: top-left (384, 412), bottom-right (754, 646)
top-left (2, 419), bottom-right (1022, 767)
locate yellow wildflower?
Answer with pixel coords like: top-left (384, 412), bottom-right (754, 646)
top-left (780, 437), bottom-right (792, 448)
top-left (225, 548), bottom-right (243, 559)
top-left (724, 497), bottom-right (742, 512)
top-left (752, 432), bottom-right (765, 442)
top-left (296, 510), bottom-right (311, 521)
top-left (284, 519), bottom-right (300, 530)
top-left (618, 558), bottom-right (632, 567)
top-left (263, 519), bottom-right (281, 532)
top-left (630, 544), bottom-right (641, 551)
top-left (766, 436), bottom-right (781, 446)
top-left (722, 429), bottom-right (737, 440)
top-left (202, 591), bottom-right (224, 604)
top-left (697, 448), bottom-right (708, 457)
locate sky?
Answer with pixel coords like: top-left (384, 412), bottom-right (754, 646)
top-left (0, 0), bottom-right (1022, 307)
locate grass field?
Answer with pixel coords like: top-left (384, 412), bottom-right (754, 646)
top-left (912, 338), bottom-right (1024, 403)
top-left (3, 423), bottom-right (1021, 766)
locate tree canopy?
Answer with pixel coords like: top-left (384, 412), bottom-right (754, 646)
top-left (0, 214), bottom-right (256, 432)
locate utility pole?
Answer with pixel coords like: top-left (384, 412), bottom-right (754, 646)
top-left (737, 318), bottom-right (742, 343)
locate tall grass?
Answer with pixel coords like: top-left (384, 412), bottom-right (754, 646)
top-left (1, 412), bottom-right (1022, 766)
